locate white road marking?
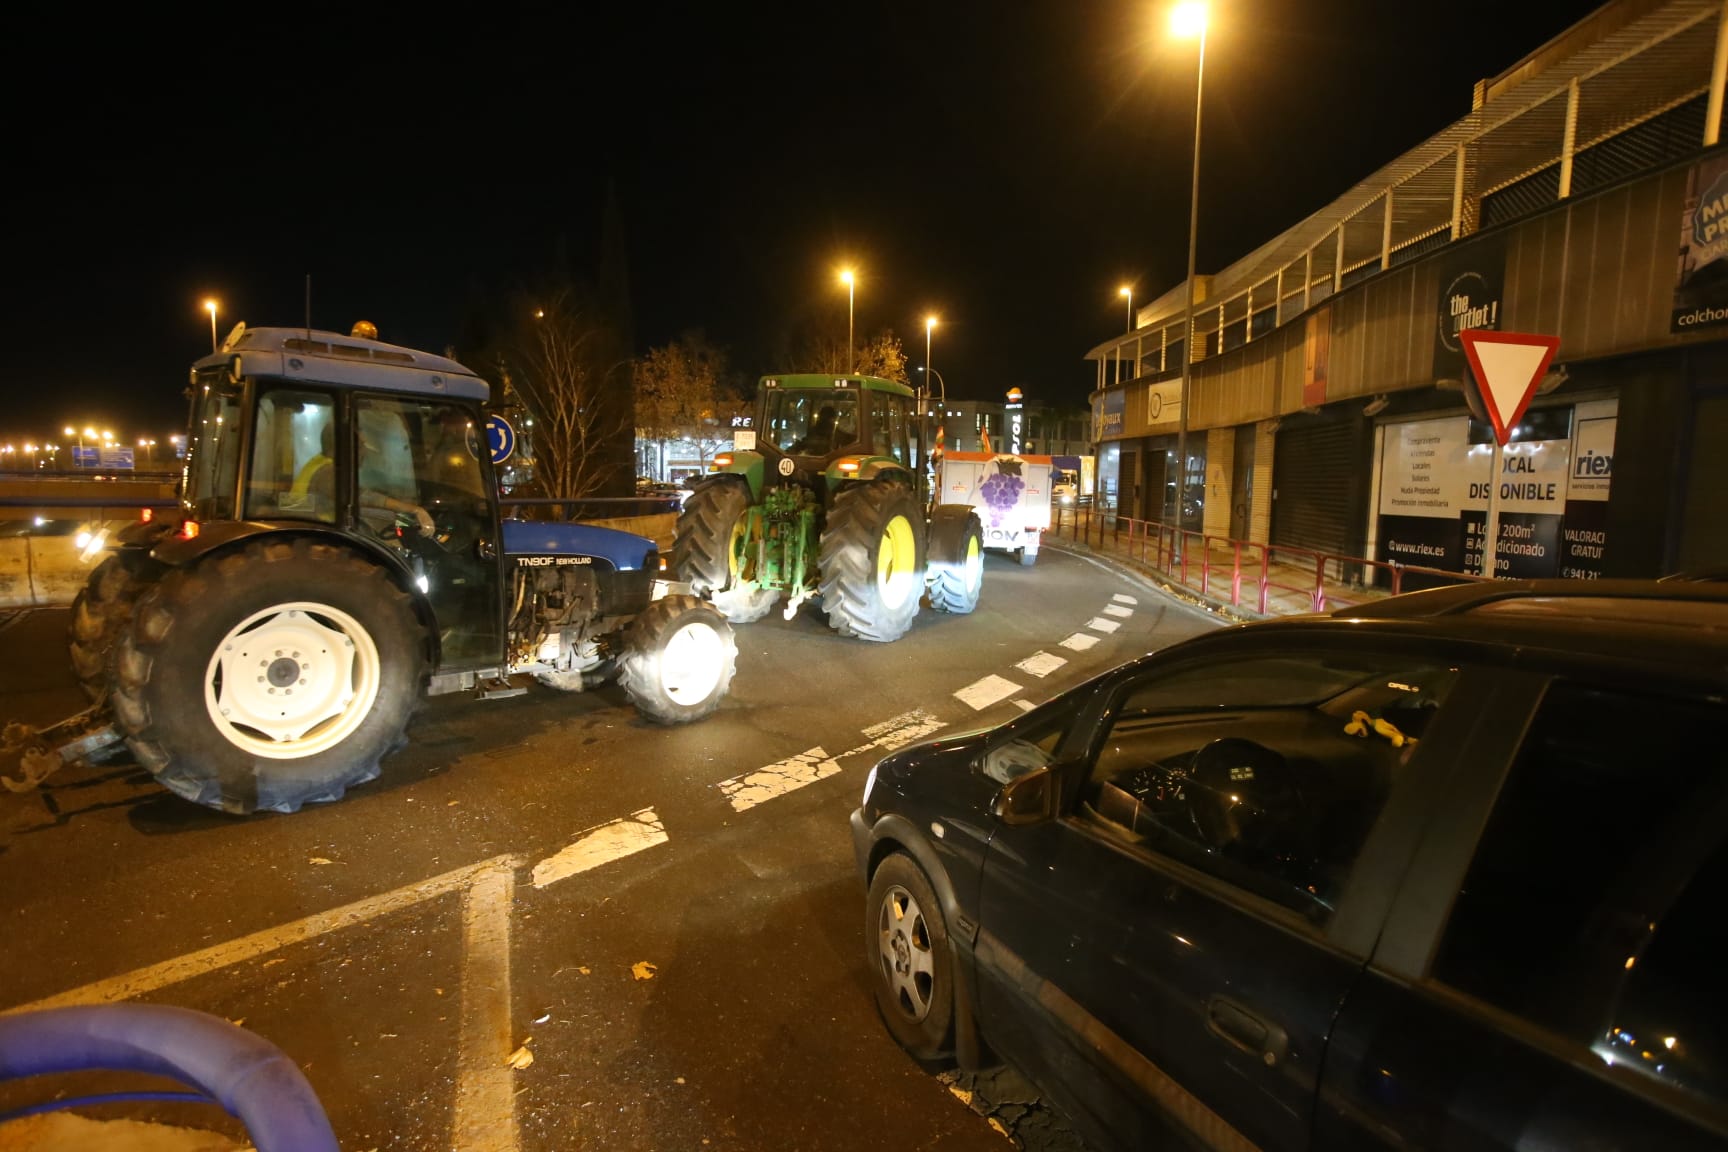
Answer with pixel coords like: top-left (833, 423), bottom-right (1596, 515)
top-left (531, 808), bottom-right (667, 889)
top-left (719, 748), bottom-right (841, 811)
top-left (1113, 594), bottom-right (1138, 604)
top-left (955, 675), bottom-right (1023, 711)
top-left (1088, 617), bottom-right (1122, 633)
top-left (1060, 633), bottom-right (1101, 651)
top-left (1014, 651), bottom-right (1067, 678)
top-left (839, 709), bottom-right (946, 758)
top-left (1012, 700), bottom-right (1036, 713)
top-left (5, 854), bottom-right (521, 1015)
top-left (453, 859), bottom-right (520, 1152)
top-left (1103, 604), bottom-right (1134, 618)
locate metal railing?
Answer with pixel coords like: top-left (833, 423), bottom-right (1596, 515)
top-left (1051, 505), bottom-right (1485, 615)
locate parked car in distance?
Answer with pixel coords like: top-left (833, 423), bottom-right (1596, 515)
top-left (852, 579), bottom-right (1728, 1152)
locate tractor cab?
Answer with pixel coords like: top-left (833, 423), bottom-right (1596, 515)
top-left (177, 323), bottom-right (506, 667)
top-left (742, 375), bottom-right (920, 493)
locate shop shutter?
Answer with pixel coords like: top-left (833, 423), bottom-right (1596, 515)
top-left (1271, 420), bottom-right (1356, 556)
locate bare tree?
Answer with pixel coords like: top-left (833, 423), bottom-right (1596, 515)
top-left (506, 288), bottom-right (633, 501)
top-left (790, 329), bottom-right (910, 383)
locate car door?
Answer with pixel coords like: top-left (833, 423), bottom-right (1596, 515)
top-left (1318, 673), bottom-right (1728, 1150)
top-left (974, 638), bottom-right (1480, 1152)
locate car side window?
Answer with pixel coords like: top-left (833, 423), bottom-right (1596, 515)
top-left (1081, 650), bottom-right (1459, 926)
top-left (1432, 682), bottom-right (1728, 1114)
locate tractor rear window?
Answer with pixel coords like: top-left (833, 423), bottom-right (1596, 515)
top-left (246, 390), bottom-right (337, 523)
top-left (766, 389), bottom-right (858, 456)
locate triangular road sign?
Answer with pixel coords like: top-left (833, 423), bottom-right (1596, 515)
top-left (1460, 330), bottom-right (1560, 447)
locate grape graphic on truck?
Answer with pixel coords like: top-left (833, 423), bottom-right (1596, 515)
top-left (941, 451), bottom-right (1054, 567)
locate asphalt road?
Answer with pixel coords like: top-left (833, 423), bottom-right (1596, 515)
top-left (0, 545), bottom-right (1222, 1151)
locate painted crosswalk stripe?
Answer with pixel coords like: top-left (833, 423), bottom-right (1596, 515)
top-left (955, 675), bottom-right (1023, 711)
top-left (1015, 651), bottom-right (1067, 678)
top-left (1012, 700), bottom-right (1036, 713)
top-left (1088, 617), bottom-right (1122, 633)
top-left (1103, 604), bottom-right (1133, 618)
top-left (1060, 633), bottom-right (1100, 651)
top-left (531, 808), bottom-right (668, 889)
top-left (1113, 594), bottom-right (1138, 604)
top-left (719, 748), bottom-right (841, 812)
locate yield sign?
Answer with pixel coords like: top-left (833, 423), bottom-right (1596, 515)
top-left (1460, 330), bottom-right (1560, 447)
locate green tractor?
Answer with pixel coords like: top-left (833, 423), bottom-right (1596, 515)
top-left (672, 373), bottom-right (984, 643)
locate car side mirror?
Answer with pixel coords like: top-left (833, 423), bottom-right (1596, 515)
top-left (992, 766), bottom-right (1056, 826)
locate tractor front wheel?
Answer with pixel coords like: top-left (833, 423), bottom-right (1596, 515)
top-left (819, 481), bottom-right (926, 643)
top-left (617, 595), bottom-right (736, 724)
top-left (110, 539), bottom-right (425, 815)
top-left (672, 480), bottom-right (779, 623)
top-left (925, 507), bottom-right (984, 615)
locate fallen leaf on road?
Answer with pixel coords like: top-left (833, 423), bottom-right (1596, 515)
top-left (578, 966), bottom-right (591, 976)
top-left (533, 1013), bottom-right (551, 1024)
top-left (447, 800), bottom-right (459, 806)
top-left (229, 1018), bottom-right (246, 1028)
top-left (506, 1045), bottom-right (534, 1070)
top-left (309, 857), bottom-right (334, 866)
top-left (631, 961), bottom-right (657, 981)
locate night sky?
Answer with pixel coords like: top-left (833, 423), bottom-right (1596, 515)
top-left (4, 1), bottom-right (1607, 443)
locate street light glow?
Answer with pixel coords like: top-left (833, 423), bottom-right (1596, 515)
top-left (1170, 1), bottom-right (1207, 38)
top-left (926, 315), bottom-right (938, 332)
top-left (1119, 286), bottom-right (1132, 298)
top-left (839, 268), bottom-right (854, 286)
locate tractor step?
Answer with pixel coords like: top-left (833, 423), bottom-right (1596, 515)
top-left (475, 677), bottom-right (529, 701)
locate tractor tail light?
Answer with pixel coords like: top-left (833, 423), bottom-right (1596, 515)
top-left (837, 459), bottom-right (860, 474)
top-left (178, 520), bottom-right (200, 540)
top-left (140, 507), bottom-right (153, 523)
top-left (713, 453), bottom-right (733, 469)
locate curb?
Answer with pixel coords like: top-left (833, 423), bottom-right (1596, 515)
top-left (1042, 537), bottom-right (1266, 627)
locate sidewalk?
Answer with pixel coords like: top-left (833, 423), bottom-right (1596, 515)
top-left (1044, 513), bottom-right (1398, 624)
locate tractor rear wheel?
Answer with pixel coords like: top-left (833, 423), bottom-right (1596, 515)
top-left (673, 480), bottom-right (779, 623)
top-left (925, 507), bottom-right (984, 615)
top-left (110, 539), bottom-right (425, 815)
top-left (617, 594), bottom-right (736, 724)
top-left (819, 480), bottom-right (926, 643)
top-left (68, 550), bottom-right (163, 704)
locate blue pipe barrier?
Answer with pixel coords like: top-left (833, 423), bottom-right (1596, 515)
top-left (0, 1004), bottom-right (339, 1152)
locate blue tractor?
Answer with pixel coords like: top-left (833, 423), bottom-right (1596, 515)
top-left (60, 322), bottom-right (736, 815)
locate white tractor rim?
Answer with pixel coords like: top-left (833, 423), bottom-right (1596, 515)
top-left (658, 619), bottom-right (726, 705)
top-left (203, 601), bottom-right (382, 759)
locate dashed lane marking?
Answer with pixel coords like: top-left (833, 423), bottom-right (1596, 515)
top-left (1014, 652), bottom-right (1067, 679)
top-left (1060, 633), bottom-right (1101, 651)
top-left (1103, 604), bottom-right (1134, 618)
top-left (531, 808), bottom-right (668, 889)
top-left (454, 859), bottom-right (519, 1152)
top-left (718, 748), bottom-right (842, 812)
top-left (839, 709), bottom-right (947, 759)
top-left (1087, 617), bottom-right (1122, 634)
top-left (955, 675), bottom-right (1023, 711)
top-left (1112, 594), bottom-right (1138, 604)
top-left (1012, 700), bottom-right (1036, 713)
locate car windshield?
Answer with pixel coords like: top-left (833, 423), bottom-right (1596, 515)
top-left (183, 372), bottom-right (243, 520)
top-left (763, 388), bottom-right (859, 455)
top-left (1117, 654), bottom-right (1451, 717)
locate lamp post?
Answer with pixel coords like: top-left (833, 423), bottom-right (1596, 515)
top-left (925, 315), bottom-right (938, 394)
top-left (1119, 285), bottom-right (1133, 334)
top-left (1171, 1), bottom-right (1207, 544)
top-left (204, 299), bottom-right (220, 352)
top-left (839, 269), bottom-right (856, 372)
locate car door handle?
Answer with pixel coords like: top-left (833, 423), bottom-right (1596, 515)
top-left (1206, 995), bottom-right (1290, 1068)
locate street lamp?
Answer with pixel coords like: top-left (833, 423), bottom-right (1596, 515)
top-left (204, 299), bottom-right (219, 352)
top-left (1171, 0), bottom-right (1207, 542)
top-left (839, 268), bottom-right (856, 372)
top-left (925, 315), bottom-right (939, 393)
top-left (1119, 285), bottom-right (1134, 334)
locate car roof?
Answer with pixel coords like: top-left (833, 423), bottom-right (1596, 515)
top-left (1170, 580), bottom-right (1728, 683)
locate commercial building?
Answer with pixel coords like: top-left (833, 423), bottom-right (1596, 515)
top-left (1087, 0), bottom-right (1728, 579)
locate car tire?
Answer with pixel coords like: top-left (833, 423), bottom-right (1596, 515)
top-left (867, 852), bottom-right (955, 1064)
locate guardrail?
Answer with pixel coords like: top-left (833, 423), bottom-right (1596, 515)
top-left (1051, 504), bottom-right (1485, 614)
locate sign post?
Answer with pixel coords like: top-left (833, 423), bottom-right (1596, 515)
top-left (1460, 330), bottom-right (1560, 579)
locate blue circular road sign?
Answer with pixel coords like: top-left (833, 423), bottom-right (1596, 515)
top-left (484, 416), bottom-right (517, 465)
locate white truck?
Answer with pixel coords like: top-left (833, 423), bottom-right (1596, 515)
top-left (939, 451), bottom-right (1053, 566)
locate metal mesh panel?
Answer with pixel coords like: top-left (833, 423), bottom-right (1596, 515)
top-left (1572, 92), bottom-right (1709, 194)
top-left (1483, 163), bottom-right (1562, 227)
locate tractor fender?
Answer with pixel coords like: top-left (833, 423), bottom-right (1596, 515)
top-left (827, 458), bottom-right (917, 488)
top-left (144, 521), bottom-right (438, 659)
top-left (708, 451), bottom-right (766, 502)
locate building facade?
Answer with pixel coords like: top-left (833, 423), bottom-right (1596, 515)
top-left (1087, 0), bottom-right (1728, 579)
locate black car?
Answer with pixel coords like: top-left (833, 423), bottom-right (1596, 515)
top-left (851, 579), bottom-right (1728, 1152)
